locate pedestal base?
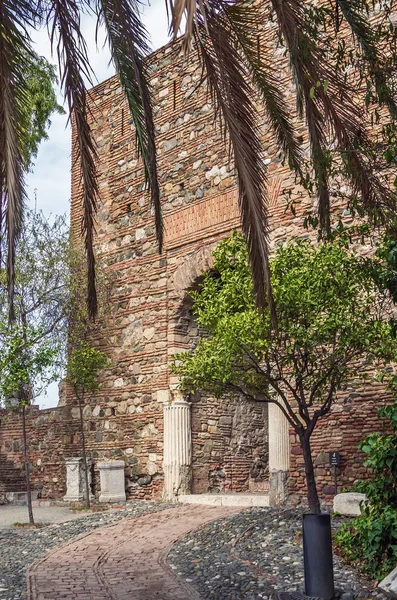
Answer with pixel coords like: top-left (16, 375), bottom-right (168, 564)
top-left (269, 469), bottom-right (289, 506)
top-left (63, 457), bottom-right (93, 503)
top-left (98, 493), bottom-right (127, 504)
top-left (98, 460), bottom-right (126, 504)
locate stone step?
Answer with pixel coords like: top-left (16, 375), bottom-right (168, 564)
top-left (178, 493), bottom-right (269, 507)
top-left (0, 478), bottom-right (27, 487)
top-left (4, 491), bottom-right (39, 505)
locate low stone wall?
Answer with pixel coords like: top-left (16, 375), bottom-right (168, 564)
top-left (0, 404), bottom-right (164, 501)
top-left (0, 406), bottom-right (71, 499)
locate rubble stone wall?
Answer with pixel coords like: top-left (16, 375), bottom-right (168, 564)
top-left (0, 406), bottom-right (73, 499)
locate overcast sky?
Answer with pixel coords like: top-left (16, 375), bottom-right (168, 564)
top-left (30, 1), bottom-right (171, 408)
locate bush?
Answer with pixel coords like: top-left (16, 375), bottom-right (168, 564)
top-left (336, 401), bottom-right (397, 580)
top-left (336, 505), bottom-right (397, 580)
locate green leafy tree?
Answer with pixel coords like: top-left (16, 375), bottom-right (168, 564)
top-left (1, 0), bottom-right (397, 322)
top-left (0, 208), bottom-right (70, 360)
top-left (67, 343), bottom-right (109, 507)
top-left (21, 51), bottom-right (64, 170)
top-left (0, 209), bottom-right (69, 524)
top-left (173, 232), bottom-right (397, 514)
top-left (0, 325), bottom-right (60, 524)
top-left (1, 46), bottom-right (63, 322)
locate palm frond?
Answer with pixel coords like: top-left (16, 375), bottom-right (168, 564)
top-left (335, 0), bottom-right (397, 118)
top-left (270, 0), bottom-right (396, 229)
top-left (0, 0), bottom-right (32, 322)
top-left (194, 10), bottom-right (277, 328)
top-left (97, 0), bottom-right (162, 251)
top-left (47, 0), bottom-right (99, 318)
top-left (223, 1), bottom-right (303, 176)
top-left (166, 0), bottom-right (208, 51)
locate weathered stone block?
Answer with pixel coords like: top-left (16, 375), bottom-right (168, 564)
top-left (379, 565), bottom-right (397, 597)
top-left (333, 492), bottom-right (367, 516)
top-left (98, 460), bottom-right (126, 503)
top-left (63, 457), bottom-right (93, 503)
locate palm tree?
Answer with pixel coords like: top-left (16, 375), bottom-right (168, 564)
top-left (1, 0), bottom-right (396, 324)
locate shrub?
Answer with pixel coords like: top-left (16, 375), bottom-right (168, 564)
top-left (336, 504), bottom-right (397, 580)
top-left (336, 401), bottom-right (397, 580)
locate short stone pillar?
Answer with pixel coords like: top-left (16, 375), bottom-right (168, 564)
top-left (98, 460), bottom-right (126, 503)
top-left (333, 492), bottom-right (367, 516)
top-left (268, 402), bottom-right (290, 506)
top-left (63, 457), bottom-right (93, 503)
top-left (163, 398), bottom-right (192, 501)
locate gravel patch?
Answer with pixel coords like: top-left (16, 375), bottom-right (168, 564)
top-left (168, 507), bottom-right (387, 600)
top-left (0, 501), bottom-right (164, 600)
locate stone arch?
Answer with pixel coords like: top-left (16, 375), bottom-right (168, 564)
top-left (164, 244), bottom-right (269, 499)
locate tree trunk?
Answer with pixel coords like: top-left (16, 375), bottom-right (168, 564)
top-left (300, 432), bottom-right (321, 514)
top-left (78, 396), bottom-right (91, 508)
top-left (22, 405), bottom-right (34, 525)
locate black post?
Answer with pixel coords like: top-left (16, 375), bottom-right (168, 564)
top-left (303, 513), bottom-right (335, 600)
top-left (333, 464), bottom-right (338, 495)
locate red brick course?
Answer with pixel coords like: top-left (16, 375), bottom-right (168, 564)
top-left (27, 504), bottom-right (241, 600)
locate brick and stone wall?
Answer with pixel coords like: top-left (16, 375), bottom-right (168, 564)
top-left (0, 406), bottom-right (72, 500)
top-left (0, 27), bottom-right (394, 504)
top-left (190, 396), bottom-right (268, 494)
top-left (67, 39), bottom-right (279, 500)
top-left (68, 32), bottom-right (390, 503)
top-left (288, 382), bottom-right (394, 505)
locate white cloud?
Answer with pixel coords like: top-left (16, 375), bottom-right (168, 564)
top-left (30, 1), bottom-right (170, 407)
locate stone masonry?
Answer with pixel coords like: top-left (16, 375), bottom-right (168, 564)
top-left (0, 28), bottom-right (394, 505)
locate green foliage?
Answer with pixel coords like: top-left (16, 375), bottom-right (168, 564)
top-left (0, 323), bottom-right (60, 406)
top-left (358, 425), bottom-right (397, 505)
top-left (336, 401), bottom-right (397, 580)
top-left (19, 51), bottom-right (64, 170)
top-left (0, 209), bottom-right (70, 398)
top-left (174, 232), bottom-right (397, 512)
top-left (336, 504), bottom-right (397, 580)
top-left (67, 342), bottom-right (109, 400)
top-left (174, 233), bottom-right (396, 431)
top-left (0, 209), bottom-right (71, 406)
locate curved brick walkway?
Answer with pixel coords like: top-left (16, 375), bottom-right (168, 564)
top-left (27, 504), bottom-right (241, 600)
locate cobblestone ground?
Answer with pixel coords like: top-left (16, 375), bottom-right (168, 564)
top-left (0, 503), bottom-right (389, 600)
top-left (0, 502), bottom-right (164, 600)
top-left (169, 507), bottom-right (387, 600)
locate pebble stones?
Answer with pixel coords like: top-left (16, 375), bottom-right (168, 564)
top-left (168, 508), bottom-right (388, 600)
top-left (0, 501), bottom-right (160, 600)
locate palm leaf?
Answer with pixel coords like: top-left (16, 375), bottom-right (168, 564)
top-left (97, 0), bottom-right (162, 251)
top-left (335, 0), bottom-right (397, 118)
top-left (270, 0), bottom-right (396, 229)
top-left (47, 0), bottom-right (99, 318)
top-left (194, 10), bottom-right (277, 328)
top-left (0, 0), bottom-right (33, 322)
top-left (223, 1), bottom-right (303, 176)
top-left (166, 0), bottom-right (209, 51)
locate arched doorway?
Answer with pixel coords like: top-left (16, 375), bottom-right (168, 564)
top-left (164, 248), bottom-right (269, 500)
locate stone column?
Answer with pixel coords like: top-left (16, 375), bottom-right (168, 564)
top-left (98, 460), bottom-right (126, 503)
top-left (163, 398), bottom-right (192, 501)
top-left (268, 402), bottom-right (290, 506)
top-left (63, 457), bottom-right (93, 503)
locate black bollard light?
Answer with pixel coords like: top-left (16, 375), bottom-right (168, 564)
top-left (302, 513), bottom-right (335, 600)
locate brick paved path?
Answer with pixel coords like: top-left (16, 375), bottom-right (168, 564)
top-left (27, 504), bottom-right (241, 600)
